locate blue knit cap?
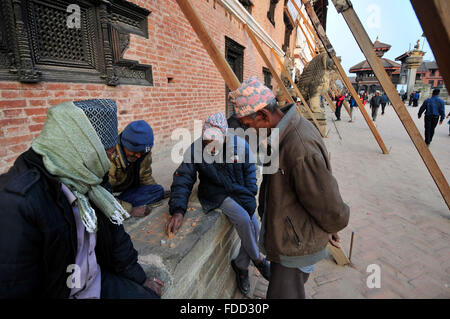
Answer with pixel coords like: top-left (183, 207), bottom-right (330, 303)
top-left (73, 99), bottom-right (118, 149)
top-left (121, 120), bottom-right (154, 153)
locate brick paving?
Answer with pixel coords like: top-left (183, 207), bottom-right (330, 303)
top-left (241, 102), bottom-right (450, 299)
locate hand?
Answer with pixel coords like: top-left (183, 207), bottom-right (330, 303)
top-left (165, 212), bottom-right (184, 235)
top-left (143, 277), bottom-right (165, 297)
top-left (328, 233), bottom-right (341, 248)
top-left (131, 206), bottom-right (152, 217)
top-left (439, 121), bottom-right (443, 125)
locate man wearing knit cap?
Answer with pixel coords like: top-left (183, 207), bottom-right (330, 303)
top-left (73, 99), bottom-right (120, 161)
top-left (229, 76), bottom-right (350, 299)
top-left (109, 120), bottom-right (169, 218)
top-left (0, 101), bottom-right (164, 298)
top-left (166, 112), bottom-right (270, 295)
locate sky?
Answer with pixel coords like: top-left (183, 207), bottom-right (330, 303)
top-left (325, 0), bottom-right (435, 77)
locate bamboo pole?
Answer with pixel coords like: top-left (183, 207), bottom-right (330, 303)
top-left (243, 24), bottom-right (294, 105)
top-left (300, 0), bottom-right (389, 155)
top-left (330, 0), bottom-right (450, 209)
top-left (270, 48), bottom-right (326, 137)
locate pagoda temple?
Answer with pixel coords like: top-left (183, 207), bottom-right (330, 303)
top-left (349, 38), bottom-right (401, 94)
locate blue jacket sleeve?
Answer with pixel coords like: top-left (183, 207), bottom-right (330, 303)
top-left (439, 99), bottom-right (445, 122)
top-left (418, 99), bottom-right (428, 118)
top-left (169, 159), bottom-right (197, 216)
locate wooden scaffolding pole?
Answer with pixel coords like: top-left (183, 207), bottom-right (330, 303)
top-left (175, 0), bottom-right (240, 91)
top-left (270, 48), bottom-right (326, 137)
top-left (324, 92), bottom-right (336, 112)
top-left (290, 0), bottom-right (319, 54)
top-left (330, 0), bottom-right (450, 210)
top-left (300, 0), bottom-right (389, 155)
top-left (243, 24), bottom-right (293, 105)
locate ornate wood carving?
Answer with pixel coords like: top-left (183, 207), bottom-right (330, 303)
top-left (0, 0), bottom-right (152, 86)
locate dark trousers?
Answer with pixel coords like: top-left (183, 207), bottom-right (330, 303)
top-left (266, 262), bottom-right (310, 299)
top-left (117, 184), bottom-right (164, 207)
top-left (371, 106), bottom-right (380, 121)
top-left (413, 99), bottom-right (419, 107)
top-left (335, 104), bottom-right (342, 120)
top-left (381, 103), bottom-right (386, 114)
top-left (424, 115), bottom-right (440, 145)
top-left (101, 271), bottom-right (160, 299)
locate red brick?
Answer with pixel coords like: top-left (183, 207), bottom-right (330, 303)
top-left (0, 118), bottom-right (28, 127)
top-left (1, 91), bottom-right (20, 99)
top-left (28, 100), bottom-right (48, 107)
top-left (3, 108), bottom-right (25, 118)
top-left (29, 124), bottom-right (44, 133)
top-left (0, 82), bottom-right (21, 90)
top-left (0, 100), bottom-right (26, 108)
top-left (45, 83), bottom-right (71, 90)
top-left (25, 108), bottom-right (48, 116)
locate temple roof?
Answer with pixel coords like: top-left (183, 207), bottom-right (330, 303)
top-left (349, 58), bottom-right (400, 73)
top-left (373, 39), bottom-right (391, 51)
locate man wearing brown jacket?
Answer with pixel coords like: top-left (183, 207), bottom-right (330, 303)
top-left (229, 77), bottom-right (350, 299)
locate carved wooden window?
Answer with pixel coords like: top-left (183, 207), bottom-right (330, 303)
top-left (267, 0), bottom-right (279, 27)
top-left (282, 11), bottom-right (293, 53)
top-left (0, 0), bottom-right (152, 86)
top-left (238, 0), bottom-right (253, 14)
top-left (225, 37), bottom-right (245, 117)
top-left (263, 67), bottom-right (272, 90)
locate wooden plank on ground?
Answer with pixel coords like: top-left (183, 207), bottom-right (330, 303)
top-left (327, 243), bottom-right (350, 266)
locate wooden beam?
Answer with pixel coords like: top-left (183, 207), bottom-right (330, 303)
top-left (290, 0), bottom-right (319, 53)
top-left (175, 0), bottom-right (240, 90)
top-left (301, 0), bottom-right (389, 155)
top-left (410, 0), bottom-right (450, 91)
top-left (295, 18), bottom-right (316, 57)
top-left (324, 92), bottom-right (336, 112)
top-left (271, 48), bottom-right (326, 137)
top-left (244, 24), bottom-right (294, 105)
top-left (330, 0), bottom-right (450, 210)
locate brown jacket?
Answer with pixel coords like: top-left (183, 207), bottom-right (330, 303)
top-left (259, 105), bottom-right (349, 262)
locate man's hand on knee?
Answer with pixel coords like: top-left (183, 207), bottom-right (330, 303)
top-left (143, 277), bottom-right (165, 296)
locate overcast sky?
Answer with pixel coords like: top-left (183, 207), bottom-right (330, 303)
top-left (325, 0), bottom-right (435, 76)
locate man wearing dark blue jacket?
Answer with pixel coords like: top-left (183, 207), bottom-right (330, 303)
top-left (165, 112), bottom-right (270, 295)
top-left (418, 89), bottom-right (446, 146)
top-left (0, 100), bottom-right (163, 298)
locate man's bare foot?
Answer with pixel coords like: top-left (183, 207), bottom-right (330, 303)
top-left (131, 206), bottom-right (152, 217)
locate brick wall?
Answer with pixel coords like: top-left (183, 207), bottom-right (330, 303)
top-left (0, 0), bottom-right (297, 173)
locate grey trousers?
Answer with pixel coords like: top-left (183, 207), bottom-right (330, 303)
top-left (220, 197), bottom-right (260, 270)
top-left (371, 106), bottom-right (379, 121)
top-left (266, 262), bottom-right (310, 299)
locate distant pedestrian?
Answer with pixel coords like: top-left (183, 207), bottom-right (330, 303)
top-left (349, 96), bottom-right (357, 122)
top-left (409, 91), bottom-right (415, 106)
top-left (381, 93), bottom-right (389, 115)
top-left (418, 89), bottom-right (446, 146)
top-left (370, 90), bottom-right (382, 121)
top-left (447, 111), bottom-right (450, 136)
top-left (402, 92), bottom-right (407, 103)
top-left (413, 91), bottom-right (420, 107)
top-left (335, 94), bottom-right (345, 121)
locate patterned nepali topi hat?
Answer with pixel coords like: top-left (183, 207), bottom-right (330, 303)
top-left (202, 112), bottom-right (228, 142)
top-left (228, 76), bottom-right (276, 118)
top-left (74, 99), bottom-right (119, 149)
